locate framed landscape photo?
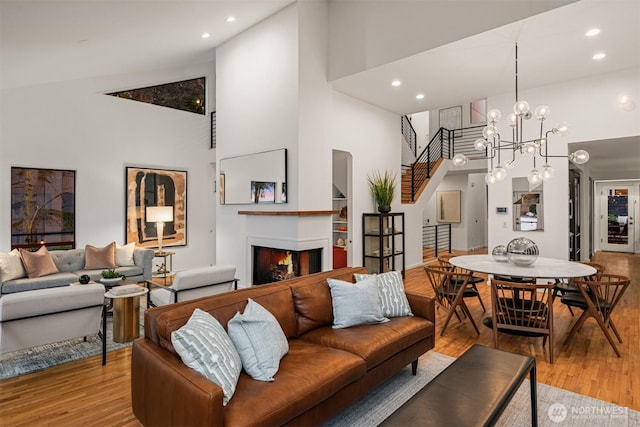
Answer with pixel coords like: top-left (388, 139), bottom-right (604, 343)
top-left (10, 167), bottom-right (76, 250)
top-left (125, 166), bottom-right (187, 248)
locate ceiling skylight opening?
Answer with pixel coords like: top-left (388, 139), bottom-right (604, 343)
top-left (201, 33), bottom-right (210, 39)
top-left (416, 93), bottom-right (425, 100)
top-left (592, 52), bottom-right (606, 60)
top-left (585, 28), bottom-right (601, 37)
top-left (391, 79), bottom-right (401, 87)
top-left (225, 16), bottom-right (236, 23)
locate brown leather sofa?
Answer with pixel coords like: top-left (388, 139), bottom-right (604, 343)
top-left (131, 267), bottom-right (436, 426)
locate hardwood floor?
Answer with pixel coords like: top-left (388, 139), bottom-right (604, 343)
top-left (0, 251), bottom-right (637, 426)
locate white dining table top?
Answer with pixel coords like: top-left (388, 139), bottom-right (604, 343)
top-left (449, 255), bottom-right (596, 280)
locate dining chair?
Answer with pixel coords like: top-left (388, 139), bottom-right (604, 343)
top-left (561, 273), bottom-right (630, 357)
top-left (424, 264), bottom-right (480, 337)
top-left (490, 278), bottom-right (556, 363)
top-left (553, 261), bottom-right (606, 316)
top-left (437, 253), bottom-right (486, 312)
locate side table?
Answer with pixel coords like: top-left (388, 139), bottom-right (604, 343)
top-left (104, 285), bottom-right (148, 343)
top-left (153, 250), bottom-right (176, 283)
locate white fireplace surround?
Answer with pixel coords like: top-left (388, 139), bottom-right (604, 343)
top-left (246, 236), bottom-right (330, 286)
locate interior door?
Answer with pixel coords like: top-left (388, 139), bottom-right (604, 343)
top-left (600, 185), bottom-right (635, 252)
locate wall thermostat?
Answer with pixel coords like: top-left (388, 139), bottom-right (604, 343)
top-left (496, 207), bottom-right (508, 214)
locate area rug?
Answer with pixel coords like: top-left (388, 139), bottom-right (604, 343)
top-left (323, 351), bottom-right (639, 427)
top-left (0, 310), bottom-right (143, 380)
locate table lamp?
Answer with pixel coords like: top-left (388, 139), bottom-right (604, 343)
top-left (146, 206), bottom-right (173, 253)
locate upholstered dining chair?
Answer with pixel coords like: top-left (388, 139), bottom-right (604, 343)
top-left (553, 261), bottom-right (606, 316)
top-left (437, 253), bottom-right (486, 312)
top-left (424, 264), bottom-right (480, 337)
top-left (561, 273), bottom-right (630, 357)
top-left (490, 278), bottom-right (556, 363)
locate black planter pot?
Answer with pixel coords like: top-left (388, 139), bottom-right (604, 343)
top-left (377, 205), bottom-right (391, 213)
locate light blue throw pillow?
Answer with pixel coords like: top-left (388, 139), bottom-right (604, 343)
top-left (228, 298), bottom-right (289, 382)
top-left (354, 271), bottom-right (413, 318)
top-left (171, 308), bottom-right (242, 405)
top-left (328, 277), bottom-right (389, 328)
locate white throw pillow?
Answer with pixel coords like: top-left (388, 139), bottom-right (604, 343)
top-left (116, 242), bottom-right (136, 266)
top-left (171, 308), bottom-right (242, 405)
top-left (0, 249), bottom-right (27, 282)
top-left (228, 298), bottom-right (289, 382)
top-left (354, 271), bottom-right (413, 318)
top-left (328, 277), bottom-right (389, 329)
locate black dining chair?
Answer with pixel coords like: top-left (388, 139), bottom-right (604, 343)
top-left (553, 261), bottom-right (605, 316)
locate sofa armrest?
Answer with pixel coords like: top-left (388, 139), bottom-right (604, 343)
top-left (405, 291), bottom-right (435, 323)
top-left (133, 248), bottom-right (155, 280)
top-left (131, 338), bottom-right (224, 426)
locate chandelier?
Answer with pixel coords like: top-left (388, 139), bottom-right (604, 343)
top-left (452, 43), bottom-right (589, 184)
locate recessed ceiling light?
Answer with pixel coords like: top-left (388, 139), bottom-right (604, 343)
top-left (391, 80), bottom-right (401, 87)
top-left (225, 16), bottom-right (236, 23)
top-left (201, 33), bottom-right (210, 39)
top-left (585, 28), bottom-right (601, 37)
top-left (416, 93), bottom-right (425, 100)
top-left (592, 52), bottom-right (606, 60)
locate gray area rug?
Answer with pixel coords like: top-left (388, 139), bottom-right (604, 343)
top-left (323, 351), bottom-right (639, 427)
top-left (0, 310), bottom-right (143, 380)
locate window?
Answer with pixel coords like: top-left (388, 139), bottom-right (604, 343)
top-left (107, 77), bottom-right (206, 115)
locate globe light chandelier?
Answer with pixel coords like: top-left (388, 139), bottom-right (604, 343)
top-left (452, 43), bottom-right (589, 185)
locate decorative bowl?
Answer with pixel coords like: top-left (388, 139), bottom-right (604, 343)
top-left (491, 245), bottom-right (509, 262)
top-left (100, 277), bottom-right (123, 284)
top-left (506, 237), bottom-right (539, 266)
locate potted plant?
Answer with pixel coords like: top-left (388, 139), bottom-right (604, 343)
top-left (367, 169), bottom-right (397, 213)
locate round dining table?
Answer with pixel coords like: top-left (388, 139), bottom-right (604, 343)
top-left (449, 254), bottom-right (596, 281)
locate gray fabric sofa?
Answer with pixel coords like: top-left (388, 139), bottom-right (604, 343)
top-left (0, 247), bottom-right (154, 295)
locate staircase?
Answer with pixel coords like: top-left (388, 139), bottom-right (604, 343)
top-left (400, 125), bottom-right (484, 204)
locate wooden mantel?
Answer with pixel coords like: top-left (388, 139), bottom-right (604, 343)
top-left (238, 210), bottom-right (338, 216)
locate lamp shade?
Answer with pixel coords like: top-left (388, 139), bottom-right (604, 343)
top-left (147, 206), bottom-right (173, 222)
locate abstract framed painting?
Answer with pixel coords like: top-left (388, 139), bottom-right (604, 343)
top-left (10, 167), bottom-right (76, 250)
top-left (436, 190), bottom-right (461, 223)
top-left (125, 167), bottom-right (187, 248)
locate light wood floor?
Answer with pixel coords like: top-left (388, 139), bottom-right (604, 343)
top-left (0, 251), bottom-right (637, 426)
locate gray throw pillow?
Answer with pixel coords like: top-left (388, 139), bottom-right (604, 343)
top-left (328, 277), bottom-right (389, 329)
top-left (228, 298), bottom-right (289, 382)
top-left (354, 271), bottom-right (413, 318)
top-left (171, 308), bottom-right (242, 405)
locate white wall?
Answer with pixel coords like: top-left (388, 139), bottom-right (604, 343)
top-left (487, 68), bottom-right (640, 259)
top-left (0, 63), bottom-right (216, 269)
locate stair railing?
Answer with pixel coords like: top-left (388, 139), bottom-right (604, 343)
top-left (401, 115), bottom-right (417, 157)
top-left (404, 125), bottom-right (485, 202)
top-left (422, 223), bottom-right (452, 259)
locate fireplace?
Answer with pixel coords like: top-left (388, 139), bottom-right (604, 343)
top-left (252, 246), bottom-right (322, 285)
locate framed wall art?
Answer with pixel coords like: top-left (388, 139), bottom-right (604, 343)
top-left (436, 190), bottom-right (461, 223)
top-left (439, 105), bottom-right (462, 131)
top-left (10, 167), bottom-right (76, 250)
top-left (125, 166), bottom-right (187, 248)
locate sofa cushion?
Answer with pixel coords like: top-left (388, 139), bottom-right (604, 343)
top-left (50, 248), bottom-right (85, 272)
top-left (85, 242), bottom-right (117, 270)
top-left (19, 246), bottom-right (59, 278)
top-left (0, 272), bottom-right (79, 295)
top-left (116, 242), bottom-right (136, 266)
top-left (228, 298), bottom-right (289, 382)
top-left (328, 277), bottom-right (389, 328)
top-left (0, 249), bottom-right (27, 283)
top-left (300, 316), bottom-right (435, 371)
top-left (223, 340), bottom-right (365, 427)
top-left (354, 271), bottom-right (413, 318)
top-left (171, 308), bottom-right (242, 406)
top-left (290, 280), bottom-right (334, 336)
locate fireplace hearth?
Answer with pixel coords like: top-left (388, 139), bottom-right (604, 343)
top-left (252, 246), bottom-right (322, 285)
